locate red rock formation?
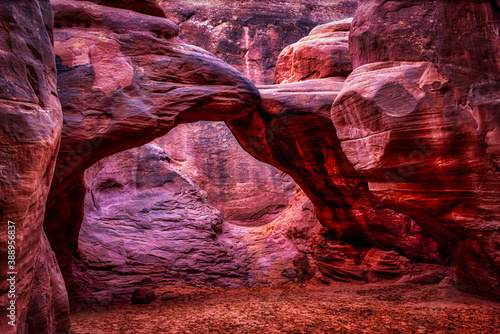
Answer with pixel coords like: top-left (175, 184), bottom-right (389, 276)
top-left (0, 1), bottom-right (68, 333)
top-left (75, 142), bottom-right (320, 304)
top-left (43, 0), bottom-right (259, 311)
top-left (50, 0), bottom-right (258, 191)
top-left (156, 122), bottom-right (296, 227)
top-left (227, 77), bottom-right (444, 263)
top-left (276, 18), bottom-right (352, 84)
top-left (158, 0), bottom-right (359, 84)
top-left (311, 235), bottom-right (450, 284)
top-left (78, 143), bottom-right (243, 304)
top-left (332, 0), bottom-right (500, 298)
top-left (82, 0), bottom-right (166, 17)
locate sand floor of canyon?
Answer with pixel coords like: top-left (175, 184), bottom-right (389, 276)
top-left (70, 281), bottom-right (500, 334)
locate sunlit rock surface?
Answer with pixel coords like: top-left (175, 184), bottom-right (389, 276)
top-left (276, 18), bottom-right (353, 84)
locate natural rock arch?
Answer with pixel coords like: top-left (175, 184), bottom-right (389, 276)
top-left (1, 1), bottom-right (500, 333)
top-left (44, 0), bottom-right (260, 314)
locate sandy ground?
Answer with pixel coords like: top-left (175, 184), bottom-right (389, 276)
top-left (70, 281), bottom-right (500, 334)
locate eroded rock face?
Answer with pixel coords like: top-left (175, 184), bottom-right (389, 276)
top-left (78, 143), bottom-right (243, 304)
top-left (74, 142), bottom-right (320, 304)
top-left (311, 235), bottom-right (450, 284)
top-left (0, 1), bottom-right (67, 333)
top-left (332, 0), bottom-right (500, 298)
top-left (81, 0), bottom-right (166, 17)
top-left (44, 0), bottom-right (260, 302)
top-left (228, 78), bottom-right (444, 263)
top-left (275, 18), bottom-right (352, 84)
top-left (50, 0), bottom-right (259, 193)
top-left (156, 122), bottom-right (296, 227)
top-left (158, 0), bottom-right (359, 84)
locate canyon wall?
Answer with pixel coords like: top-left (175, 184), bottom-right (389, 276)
top-left (1, 1), bottom-right (499, 333)
top-left (76, 141), bottom-right (320, 305)
top-left (0, 1), bottom-right (68, 333)
top-left (45, 0), bottom-right (259, 309)
top-left (157, 122), bottom-right (297, 227)
top-left (331, 0), bottom-right (500, 298)
top-left (158, 0), bottom-right (358, 84)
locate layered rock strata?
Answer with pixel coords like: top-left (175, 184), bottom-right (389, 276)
top-left (0, 1), bottom-right (68, 333)
top-left (158, 0), bottom-right (359, 84)
top-left (228, 22), bottom-right (444, 264)
top-left (75, 142), bottom-right (320, 304)
top-left (331, 0), bottom-right (500, 298)
top-left (44, 0), bottom-right (260, 302)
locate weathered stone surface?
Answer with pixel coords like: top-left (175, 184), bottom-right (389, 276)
top-left (0, 1), bottom-right (66, 333)
top-left (78, 143), bottom-right (242, 304)
top-left (50, 0), bottom-right (259, 192)
top-left (311, 233), bottom-right (450, 284)
top-left (158, 0), bottom-right (358, 84)
top-left (332, 0), bottom-right (500, 298)
top-left (25, 233), bottom-right (69, 334)
top-left (348, 0), bottom-right (500, 76)
top-left (229, 25), bottom-right (445, 266)
top-left (43, 0), bottom-right (260, 308)
top-left (156, 122), bottom-right (296, 227)
top-left (311, 234), bottom-right (367, 281)
top-left (74, 142), bottom-right (320, 304)
top-left (81, 0), bottom-right (166, 17)
top-left (276, 18), bottom-right (352, 84)
top-left (228, 78), bottom-right (444, 263)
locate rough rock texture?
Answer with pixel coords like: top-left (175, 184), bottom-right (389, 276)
top-left (276, 18), bottom-right (353, 84)
top-left (311, 234), bottom-right (450, 284)
top-left (0, 1), bottom-right (68, 333)
top-left (228, 78), bottom-right (444, 264)
top-left (50, 0), bottom-right (259, 192)
top-left (43, 0), bottom-right (260, 308)
top-left (331, 0), bottom-right (500, 298)
top-left (156, 122), bottom-right (296, 227)
top-left (75, 142), bottom-right (320, 304)
top-left (24, 234), bottom-right (69, 334)
top-left (158, 0), bottom-right (359, 84)
top-left (81, 0), bottom-right (166, 17)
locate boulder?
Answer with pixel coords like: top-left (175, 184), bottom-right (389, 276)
top-left (276, 18), bottom-right (353, 84)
